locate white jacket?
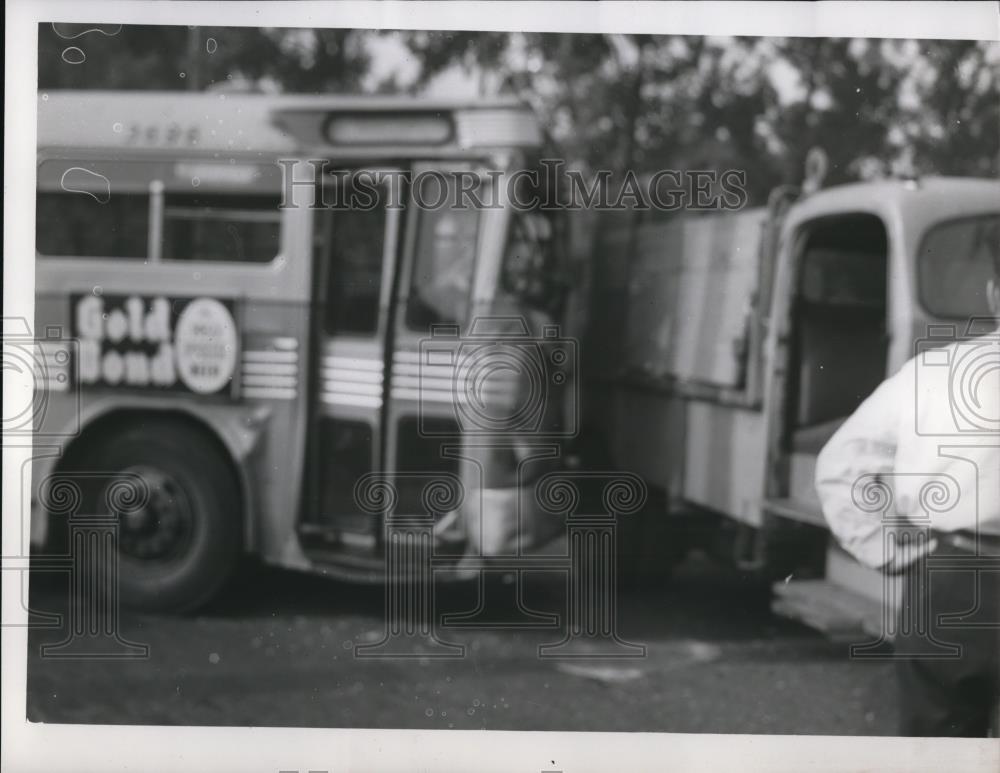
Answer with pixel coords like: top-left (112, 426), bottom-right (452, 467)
top-left (815, 331), bottom-right (1000, 569)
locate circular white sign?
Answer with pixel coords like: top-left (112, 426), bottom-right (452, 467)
top-left (174, 298), bottom-right (237, 394)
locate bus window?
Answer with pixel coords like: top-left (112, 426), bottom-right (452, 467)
top-left (36, 190), bottom-right (149, 259)
top-left (405, 200), bottom-right (479, 331)
top-left (314, 173), bottom-right (388, 336)
top-left (918, 214), bottom-right (1000, 319)
top-left (162, 192), bottom-right (281, 263)
top-left (316, 186), bottom-right (388, 337)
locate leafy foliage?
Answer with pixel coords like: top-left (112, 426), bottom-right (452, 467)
top-left (39, 25), bottom-right (370, 93)
top-left (38, 25), bottom-right (998, 204)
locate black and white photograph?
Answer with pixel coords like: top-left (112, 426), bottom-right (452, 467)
top-left (3, 2), bottom-right (999, 771)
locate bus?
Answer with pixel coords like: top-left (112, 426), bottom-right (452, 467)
top-left (31, 90), bottom-right (571, 612)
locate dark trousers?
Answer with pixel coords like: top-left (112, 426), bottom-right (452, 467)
top-left (894, 537), bottom-right (1000, 736)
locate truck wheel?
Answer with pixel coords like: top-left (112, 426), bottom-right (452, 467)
top-left (75, 422), bottom-right (242, 613)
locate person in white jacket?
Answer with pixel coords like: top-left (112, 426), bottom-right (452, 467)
top-left (815, 246), bottom-right (1000, 737)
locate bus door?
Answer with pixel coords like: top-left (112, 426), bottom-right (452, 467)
top-left (383, 165), bottom-right (494, 548)
top-left (301, 169), bottom-right (402, 557)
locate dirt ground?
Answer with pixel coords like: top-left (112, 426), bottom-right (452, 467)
top-left (25, 556), bottom-right (899, 734)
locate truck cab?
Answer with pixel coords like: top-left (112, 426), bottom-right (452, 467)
top-left (578, 174), bottom-right (999, 634)
top-left (766, 177), bottom-right (999, 635)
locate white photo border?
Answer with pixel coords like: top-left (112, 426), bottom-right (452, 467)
top-left (4, 2), bottom-right (999, 772)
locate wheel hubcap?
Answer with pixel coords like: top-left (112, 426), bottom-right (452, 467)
top-left (112, 466), bottom-right (194, 562)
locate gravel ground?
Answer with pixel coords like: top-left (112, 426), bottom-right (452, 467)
top-left (25, 556), bottom-right (899, 734)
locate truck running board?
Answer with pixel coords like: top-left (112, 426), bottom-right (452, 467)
top-left (771, 579), bottom-right (886, 642)
top-left (763, 497), bottom-right (827, 527)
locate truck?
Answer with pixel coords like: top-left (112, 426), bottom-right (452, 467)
top-left (574, 166), bottom-right (999, 638)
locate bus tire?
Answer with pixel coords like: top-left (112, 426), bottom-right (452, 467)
top-left (76, 421), bottom-right (242, 614)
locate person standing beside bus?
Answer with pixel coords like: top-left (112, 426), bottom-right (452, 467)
top-left (814, 245), bottom-right (1000, 736)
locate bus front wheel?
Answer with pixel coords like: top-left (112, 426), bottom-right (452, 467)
top-left (76, 422), bottom-right (242, 614)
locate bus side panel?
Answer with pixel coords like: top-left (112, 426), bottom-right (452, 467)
top-left (32, 293), bottom-right (84, 442)
top-left (239, 299), bottom-right (311, 569)
top-left (31, 290), bottom-right (312, 570)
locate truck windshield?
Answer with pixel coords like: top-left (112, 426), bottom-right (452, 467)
top-left (918, 214), bottom-right (1000, 319)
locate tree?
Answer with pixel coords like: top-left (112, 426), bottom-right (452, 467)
top-left (38, 24), bottom-right (998, 199)
top-left (398, 31), bottom-right (998, 202)
top-left (39, 24), bottom-right (371, 94)
top-left (906, 40), bottom-right (999, 178)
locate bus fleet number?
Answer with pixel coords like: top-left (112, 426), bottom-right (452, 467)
top-left (123, 123), bottom-right (201, 147)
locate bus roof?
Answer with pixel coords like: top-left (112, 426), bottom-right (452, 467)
top-left (37, 90), bottom-right (543, 157)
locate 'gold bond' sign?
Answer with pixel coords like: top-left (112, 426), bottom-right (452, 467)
top-left (71, 294), bottom-right (238, 396)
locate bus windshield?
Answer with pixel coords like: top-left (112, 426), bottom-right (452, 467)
top-left (405, 175), bottom-right (481, 330)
